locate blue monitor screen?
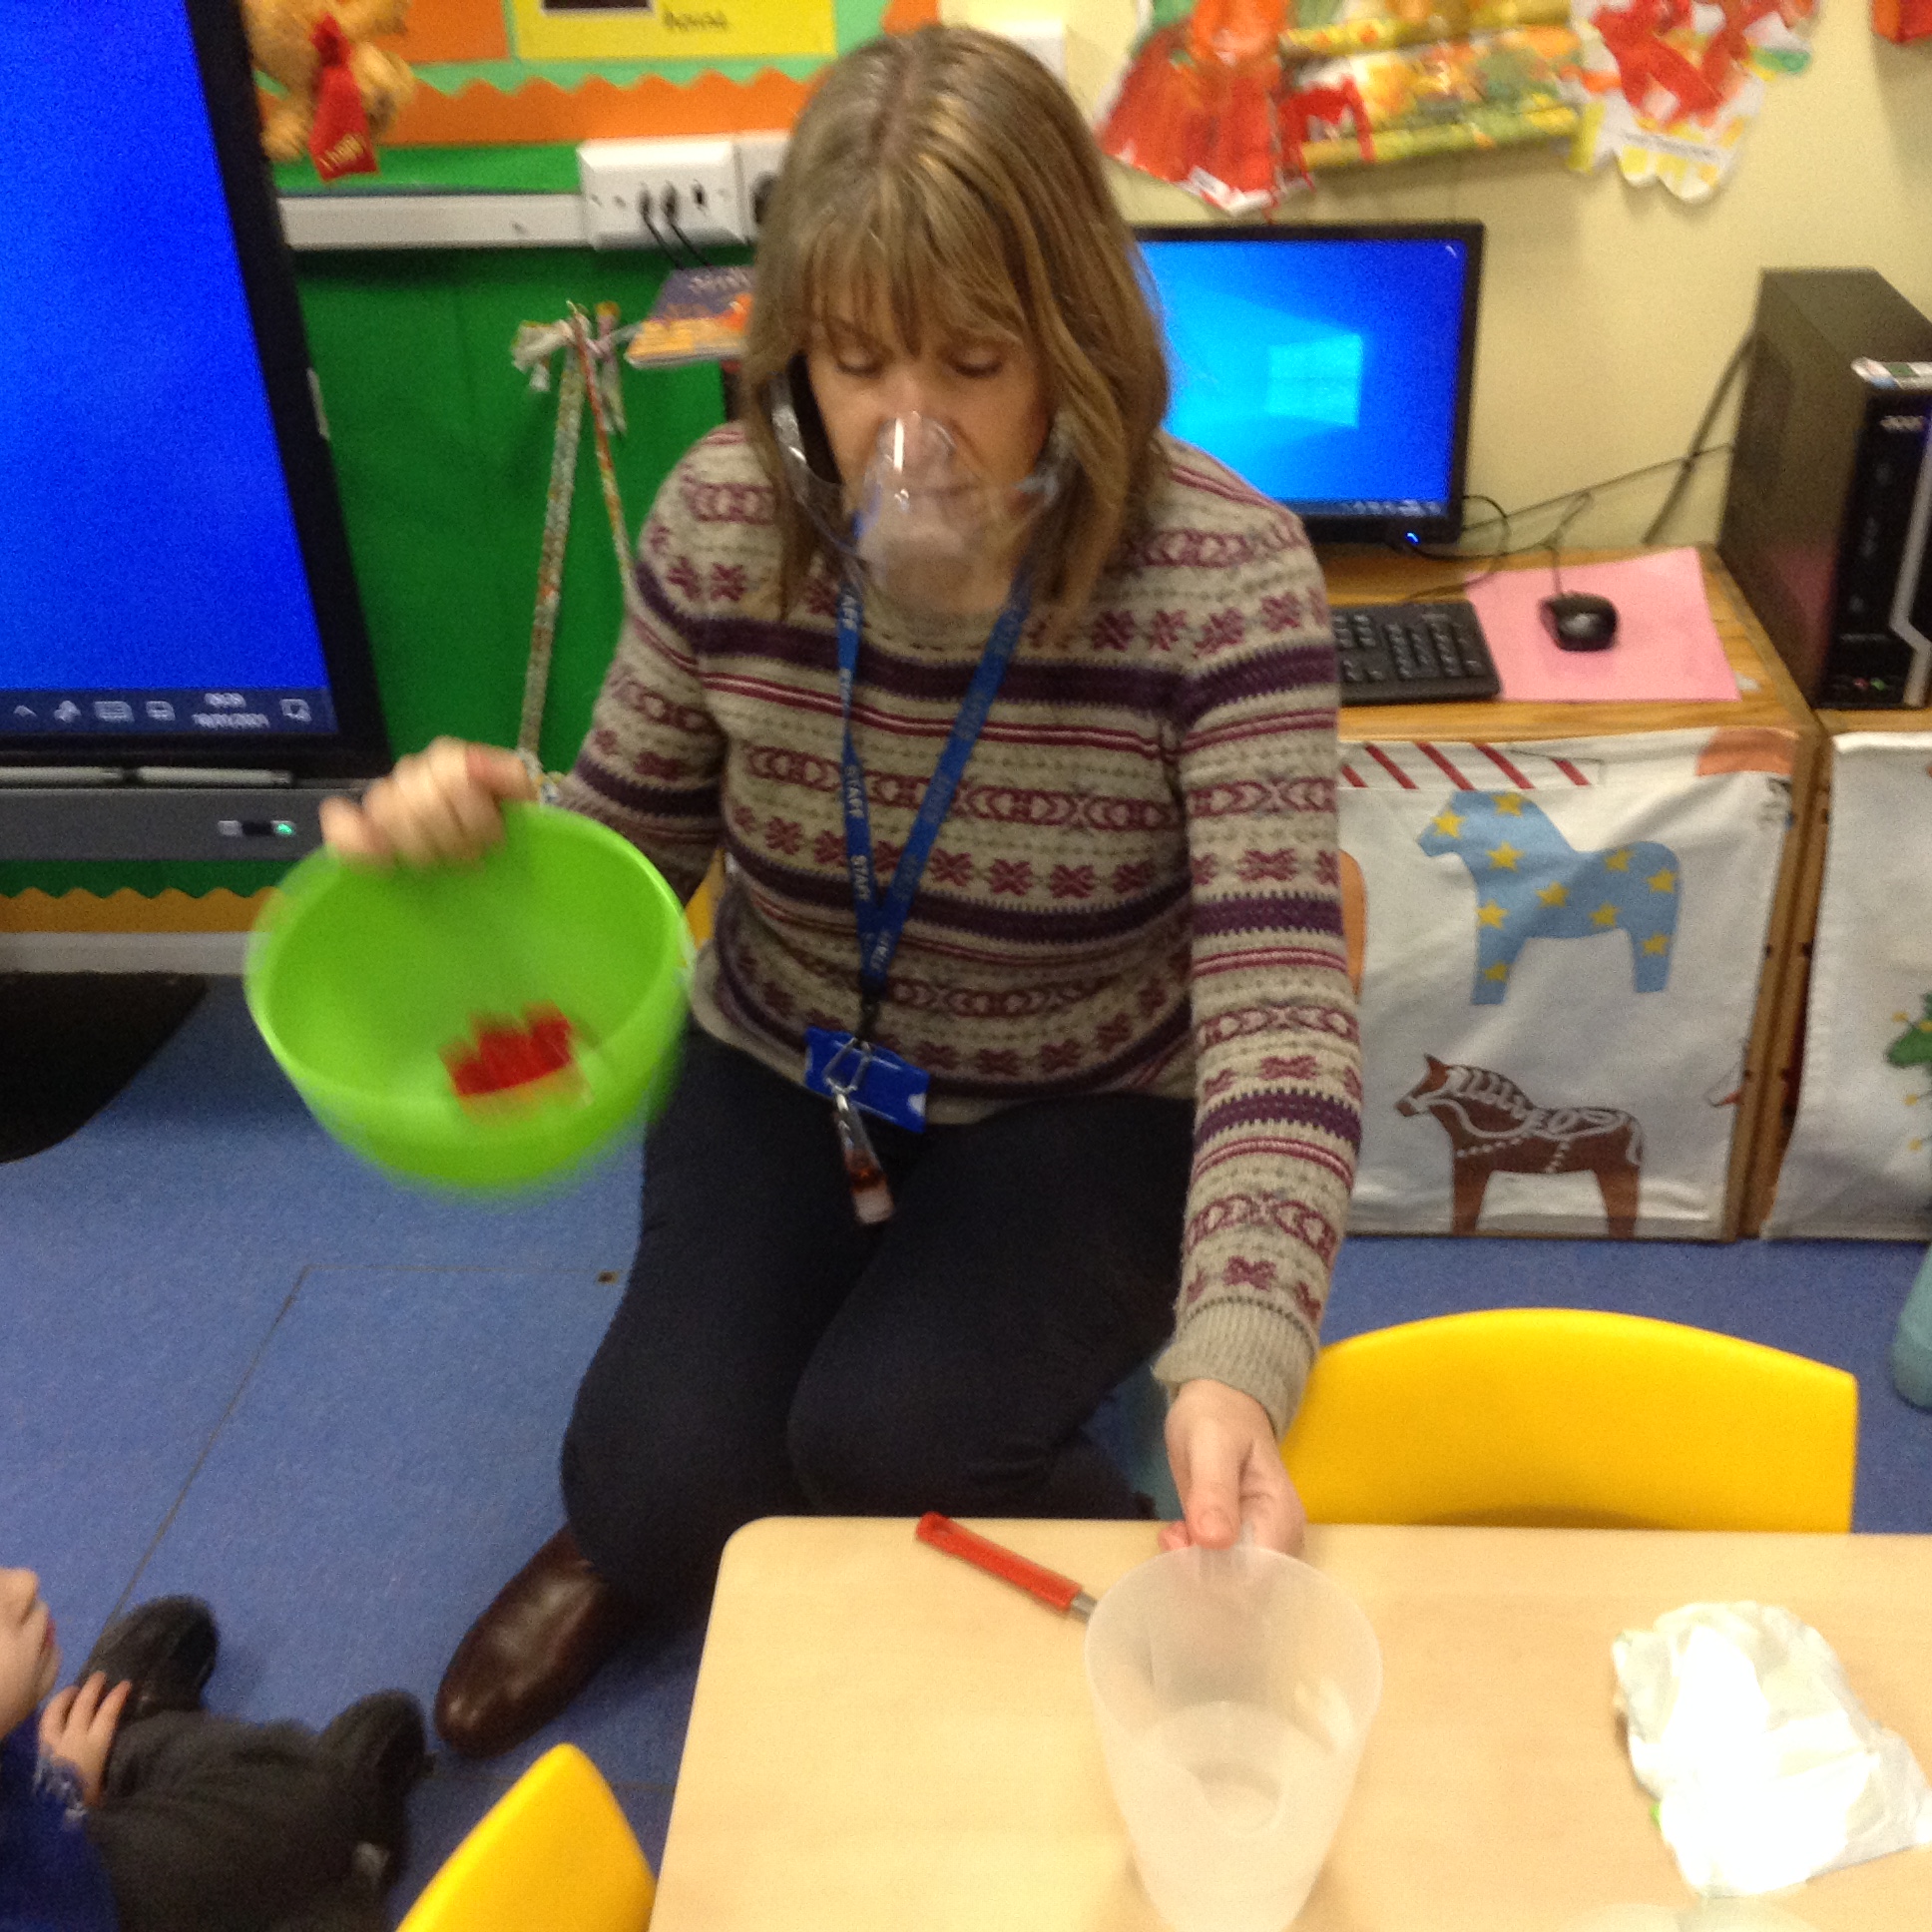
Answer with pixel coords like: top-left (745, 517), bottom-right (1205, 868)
top-left (0, 0), bottom-right (336, 739)
top-left (1140, 234), bottom-right (1475, 532)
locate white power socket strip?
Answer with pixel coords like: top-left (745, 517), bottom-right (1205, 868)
top-left (736, 132), bottom-right (790, 235)
top-left (578, 133), bottom-right (793, 251)
top-left (579, 138), bottom-right (746, 250)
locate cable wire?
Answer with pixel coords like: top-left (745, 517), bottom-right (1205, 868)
top-left (1544, 488), bottom-right (1596, 598)
top-left (1458, 446), bottom-right (1734, 538)
top-left (1368, 328), bottom-right (1754, 596)
top-left (660, 187), bottom-right (711, 269)
top-left (664, 211), bottom-right (710, 269)
top-left (641, 196), bottom-right (702, 268)
top-left (1641, 329), bottom-right (1754, 546)
top-left (1347, 341), bottom-right (1752, 609)
top-left (639, 199), bottom-right (676, 259)
top-left (1394, 494), bottom-right (1514, 604)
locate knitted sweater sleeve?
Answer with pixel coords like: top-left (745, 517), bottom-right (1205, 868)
top-left (1151, 511), bottom-right (1362, 1437)
top-left (552, 464), bottom-right (726, 904)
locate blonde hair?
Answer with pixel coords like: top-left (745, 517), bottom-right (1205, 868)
top-left (738, 26), bottom-right (1170, 629)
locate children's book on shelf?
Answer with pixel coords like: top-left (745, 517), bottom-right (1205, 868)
top-left (626, 267), bottom-right (755, 370)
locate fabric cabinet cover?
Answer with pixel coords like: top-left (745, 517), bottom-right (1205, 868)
top-left (1768, 732), bottom-right (1932, 1239)
top-left (1338, 728), bottom-right (1794, 1238)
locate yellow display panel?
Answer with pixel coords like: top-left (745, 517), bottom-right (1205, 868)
top-left (509, 0), bottom-right (838, 63)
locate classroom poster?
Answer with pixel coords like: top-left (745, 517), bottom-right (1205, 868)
top-left (1768, 734), bottom-right (1932, 1240)
top-left (349, 0), bottom-right (934, 147)
top-left (1565, 0), bottom-right (1821, 201)
top-left (1338, 728), bottom-right (1793, 1239)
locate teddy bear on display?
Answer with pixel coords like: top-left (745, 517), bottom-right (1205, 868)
top-left (242, 1), bottom-right (415, 181)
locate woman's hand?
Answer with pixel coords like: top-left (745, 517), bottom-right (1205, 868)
top-left (1162, 1378), bottom-right (1307, 1556)
top-left (318, 737), bottom-right (539, 868)
top-left (39, 1673), bottom-right (130, 1806)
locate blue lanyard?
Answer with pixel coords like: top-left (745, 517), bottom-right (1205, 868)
top-left (835, 571), bottom-right (1031, 1034)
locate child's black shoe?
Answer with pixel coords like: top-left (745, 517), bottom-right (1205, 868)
top-left (320, 1690), bottom-right (430, 1882)
top-left (80, 1596), bottom-right (219, 1722)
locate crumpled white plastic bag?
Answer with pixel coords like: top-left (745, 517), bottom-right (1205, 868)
top-left (1613, 1602), bottom-right (1932, 1896)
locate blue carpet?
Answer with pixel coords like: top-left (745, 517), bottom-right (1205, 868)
top-left (0, 1247), bottom-right (301, 1675)
top-left (0, 974), bottom-right (645, 1282)
top-left (127, 1265), bottom-right (625, 1732)
top-left (2, 978), bottom-right (1928, 1927)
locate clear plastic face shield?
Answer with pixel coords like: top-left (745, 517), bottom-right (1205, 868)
top-left (769, 366), bottom-right (1068, 613)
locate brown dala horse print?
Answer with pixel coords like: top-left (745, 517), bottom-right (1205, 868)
top-left (1396, 1056), bottom-right (1644, 1238)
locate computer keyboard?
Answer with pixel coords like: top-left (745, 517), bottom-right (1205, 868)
top-left (1329, 600), bottom-right (1500, 705)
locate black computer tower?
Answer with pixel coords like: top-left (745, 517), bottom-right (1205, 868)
top-left (1717, 269), bottom-right (1932, 709)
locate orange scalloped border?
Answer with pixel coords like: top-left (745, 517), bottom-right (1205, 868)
top-left (382, 68), bottom-right (810, 144)
top-left (0, 888), bottom-right (268, 934)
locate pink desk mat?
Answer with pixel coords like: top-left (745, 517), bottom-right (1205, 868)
top-left (1466, 548), bottom-right (1740, 704)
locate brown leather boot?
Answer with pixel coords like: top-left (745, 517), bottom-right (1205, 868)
top-left (433, 1528), bottom-right (640, 1759)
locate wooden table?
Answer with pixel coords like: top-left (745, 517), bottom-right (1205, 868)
top-left (1321, 548), bottom-right (1822, 1240)
top-left (1321, 548), bottom-right (1815, 753)
top-left (650, 1517), bottom-right (1932, 1932)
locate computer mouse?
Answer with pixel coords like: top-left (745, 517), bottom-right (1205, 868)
top-left (1540, 592), bottom-right (1619, 651)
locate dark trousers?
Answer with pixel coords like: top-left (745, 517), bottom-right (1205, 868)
top-left (562, 1027), bottom-right (1192, 1621)
top-left (86, 1712), bottom-right (380, 1932)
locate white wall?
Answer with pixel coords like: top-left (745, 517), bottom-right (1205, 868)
top-left (951, 0), bottom-right (1932, 547)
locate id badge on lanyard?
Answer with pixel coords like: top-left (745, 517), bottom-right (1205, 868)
top-left (801, 1029), bottom-right (926, 1225)
top-left (802, 571), bottom-right (1031, 1222)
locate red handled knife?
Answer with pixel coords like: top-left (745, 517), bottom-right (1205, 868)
top-left (915, 1512), bottom-right (1097, 1620)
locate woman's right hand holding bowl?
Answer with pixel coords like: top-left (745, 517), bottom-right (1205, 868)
top-left (318, 736), bottom-right (539, 868)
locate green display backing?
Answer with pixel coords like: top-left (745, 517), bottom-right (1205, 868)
top-left (6, 245), bottom-right (731, 902)
top-left (274, 144), bottom-right (583, 194)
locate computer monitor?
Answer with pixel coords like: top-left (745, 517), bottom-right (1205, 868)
top-left (0, 0), bottom-right (389, 862)
top-left (1136, 223), bottom-right (1484, 549)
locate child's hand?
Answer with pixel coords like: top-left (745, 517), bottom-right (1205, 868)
top-left (319, 737), bottom-right (539, 868)
top-left (39, 1673), bottom-right (131, 1806)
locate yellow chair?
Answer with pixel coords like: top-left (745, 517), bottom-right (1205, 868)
top-left (1280, 1308), bottom-right (1858, 1532)
top-left (684, 851), bottom-right (724, 949)
top-left (398, 1743), bottom-right (656, 1932)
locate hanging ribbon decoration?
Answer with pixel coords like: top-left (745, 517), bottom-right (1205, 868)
top-left (510, 302), bottom-right (643, 768)
top-left (308, 14), bottom-right (378, 182)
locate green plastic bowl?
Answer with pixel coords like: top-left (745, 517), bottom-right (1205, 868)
top-left (245, 803), bottom-right (689, 1190)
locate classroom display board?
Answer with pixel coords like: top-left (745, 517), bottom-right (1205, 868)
top-left (1340, 728), bottom-right (1793, 1238)
top-left (1767, 733), bottom-right (1932, 1240)
top-left (1097, 0), bottom-right (1580, 207)
top-left (1095, 0), bottom-right (1819, 208)
top-left (343, 0), bottom-right (930, 150)
top-left (1569, 0), bottom-right (1821, 202)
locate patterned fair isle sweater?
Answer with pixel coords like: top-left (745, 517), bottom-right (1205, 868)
top-left (558, 425), bottom-right (1361, 1433)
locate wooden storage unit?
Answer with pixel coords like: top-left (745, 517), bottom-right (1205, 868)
top-left (1322, 547), bottom-right (1821, 1239)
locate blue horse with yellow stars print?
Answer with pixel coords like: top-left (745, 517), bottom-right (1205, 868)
top-left (1417, 790), bottom-right (1682, 1005)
